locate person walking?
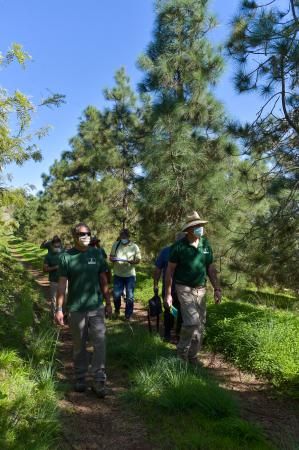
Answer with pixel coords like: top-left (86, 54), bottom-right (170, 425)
top-left (109, 229), bottom-right (141, 320)
top-left (40, 235), bottom-right (61, 254)
top-left (43, 237), bottom-right (64, 318)
top-left (153, 233), bottom-right (184, 341)
top-left (165, 212), bottom-right (222, 363)
top-left (55, 222), bottom-right (112, 397)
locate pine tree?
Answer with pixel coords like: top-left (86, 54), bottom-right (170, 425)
top-left (137, 0), bottom-right (241, 255)
top-left (227, 0), bottom-right (299, 290)
top-left (39, 68), bottom-right (143, 242)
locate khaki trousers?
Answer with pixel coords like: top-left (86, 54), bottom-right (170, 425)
top-left (175, 284), bottom-right (206, 362)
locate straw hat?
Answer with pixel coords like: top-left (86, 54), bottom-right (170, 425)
top-left (182, 211), bottom-right (208, 231)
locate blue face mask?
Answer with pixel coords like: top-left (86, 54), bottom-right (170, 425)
top-left (121, 239), bottom-right (129, 245)
top-left (193, 227), bottom-right (203, 237)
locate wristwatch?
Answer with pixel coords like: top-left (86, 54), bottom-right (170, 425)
top-left (56, 306), bottom-right (63, 312)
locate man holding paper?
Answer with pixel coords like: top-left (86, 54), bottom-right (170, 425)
top-left (109, 229), bottom-right (141, 320)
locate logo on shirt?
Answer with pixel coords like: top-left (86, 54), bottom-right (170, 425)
top-left (87, 258), bottom-right (97, 265)
top-left (203, 249), bottom-right (210, 254)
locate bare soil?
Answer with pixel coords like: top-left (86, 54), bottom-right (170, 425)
top-left (12, 251), bottom-right (299, 450)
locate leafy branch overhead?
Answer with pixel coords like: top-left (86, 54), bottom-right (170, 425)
top-left (0, 43), bottom-right (66, 169)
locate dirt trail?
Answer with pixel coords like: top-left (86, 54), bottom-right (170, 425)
top-left (11, 250), bottom-right (299, 450)
top-left (10, 251), bottom-right (152, 450)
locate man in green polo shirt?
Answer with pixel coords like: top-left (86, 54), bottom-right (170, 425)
top-left (55, 222), bottom-right (112, 397)
top-left (165, 211), bottom-right (222, 363)
top-left (43, 237), bottom-right (63, 318)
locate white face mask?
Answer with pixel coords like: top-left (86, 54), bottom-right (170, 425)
top-left (193, 226), bottom-right (204, 237)
top-left (78, 236), bottom-right (91, 246)
top-left (53, 247), bottom-right (61, 253)
top-left (121, 239), bottom-right (129, 245)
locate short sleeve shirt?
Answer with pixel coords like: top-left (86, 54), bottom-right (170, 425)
top-left (44, 252), bottom-right (62, 282)
top-left (110, 241), bottom-right (141, 277)
top-left (169, 236), bottom-right (213, 287)
top-left (58, 247), bottom-right (108, 312)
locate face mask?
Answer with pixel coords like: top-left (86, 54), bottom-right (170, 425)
top-left (193, 227), bottom-right (203, 237)
top-left (121, 239), bottom-right (129, 245)
top-left (78, 236), bottom-right (91, 246)
top-left (53, 247), bottom-right (61, 253)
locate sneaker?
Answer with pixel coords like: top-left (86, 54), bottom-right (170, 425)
top-left (125, 315), bottom-right (133, 322)
top-left (91, 380), bottom-right (109, 398)
top-left (74, 378), bottom-right (87, 393)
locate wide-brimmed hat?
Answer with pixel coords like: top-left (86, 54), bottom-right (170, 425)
top-left (182, 211), bottom-right (208, 231)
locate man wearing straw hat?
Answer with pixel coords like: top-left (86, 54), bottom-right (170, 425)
top-left (165, 211), bottom-right (222, 363)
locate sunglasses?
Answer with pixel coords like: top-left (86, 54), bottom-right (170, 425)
top-left (77, 231), bottom-right (91, 237)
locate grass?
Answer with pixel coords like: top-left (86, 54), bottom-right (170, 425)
top-left (205, 300), bottom-right (299, 395)
top-left (107, 322), bottom-right (273, 450)
top-left (229, 288), bottom-right (299, 312)
top-left (3, 242), bottom-right (297, 448)
top-left (7, 236), bottom-right (47, 270)
top-left (0, 237), bottom-right (60, 449)
top-left (134, 264), bottom-right (299, 397)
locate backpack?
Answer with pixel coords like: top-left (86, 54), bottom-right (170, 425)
top-left (147, 292), bottom-right (162, 334)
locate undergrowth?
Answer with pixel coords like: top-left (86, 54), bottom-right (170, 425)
top-left (205, 300), bottom-right (299, 396)
top-left (0, 238), bottom-right (60, 449)
top-left (107, 322), bottom-right (273, 450)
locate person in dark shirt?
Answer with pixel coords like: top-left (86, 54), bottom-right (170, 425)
top-left (153, 233), bottom-right (185, 341)
top-left (40, 235), bottom-right (61, 254)
top-left (55, 223), bottom-right (112, 398)
top-left (165, 212), bottom-right (221, 364)
top-left (43, 237), bottom-right (64, 317)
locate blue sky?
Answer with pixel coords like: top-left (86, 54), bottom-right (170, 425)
top-left (2, 0), bottom-right (261, 192)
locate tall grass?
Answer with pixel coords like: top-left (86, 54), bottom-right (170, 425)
top-left (0, 238), bottom-right (60, 449)
top-left (206, 300), bottom-right (299, 395)
top-left (107, 322), bottom-right (273, 450)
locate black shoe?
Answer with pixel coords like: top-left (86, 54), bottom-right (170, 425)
top-left (74, 378), bottom-right (87, 392)
top-left (91, 381), bottom-right (110, 398)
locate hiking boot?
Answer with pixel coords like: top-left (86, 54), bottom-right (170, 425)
top-left (74, 378), bottom-right (87, 393)
top-left (91, 380), bottom-right (109, 398)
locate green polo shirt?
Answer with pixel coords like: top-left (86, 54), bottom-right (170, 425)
top-left (58, 247), bottom-right (108, 312)
top-left (169, 236), bottom-right (213, 287)
top-left (44, 252), bottom-right (63, 282)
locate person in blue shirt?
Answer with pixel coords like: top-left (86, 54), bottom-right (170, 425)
top-left (153, 233), bottom-right (184, 341)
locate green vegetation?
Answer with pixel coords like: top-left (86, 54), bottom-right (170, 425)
top-left (229, 288), bottom-right (299, 312)
top-left (107, 322), bottom-right (273, 450)
top-left (0, 240), bottom-right (59, 449)
top-left (227, 0), bottom-right (299, 291)
top-left (206, 300), bottom-right (299, 395)
top-left (7, 236), bottom-right (46, 269)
